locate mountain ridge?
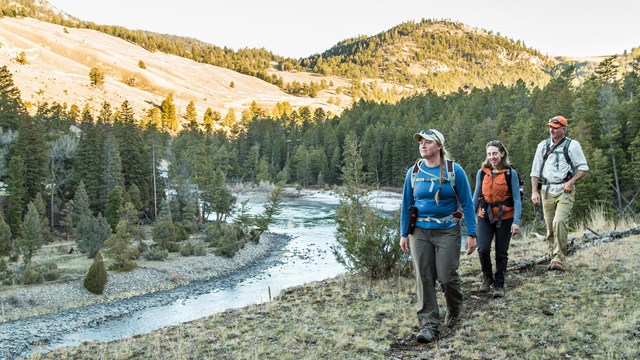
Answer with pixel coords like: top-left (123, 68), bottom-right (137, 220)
top-left (2, 0), bottom-right (633, 124)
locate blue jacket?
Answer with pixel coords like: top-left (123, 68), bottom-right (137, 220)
top-left (400, 160), bottom-right (477, 238)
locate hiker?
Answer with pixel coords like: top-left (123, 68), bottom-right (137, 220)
top-left (400, 129), bottom-right (477, 344)
top-left (472, 140), bottom-right (522, 298)
top-left (531, 115), bottom-right (589, 272)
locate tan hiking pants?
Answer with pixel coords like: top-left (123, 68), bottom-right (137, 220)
top-left (542, 190), bottom-right (575, 263)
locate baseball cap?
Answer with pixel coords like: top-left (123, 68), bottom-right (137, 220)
top-left (546, 115), bottom-right (568, 128)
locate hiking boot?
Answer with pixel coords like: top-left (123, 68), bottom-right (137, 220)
top-left (548, 260), bottom-right (564, 271)
top-left (444, 314), bottom-right (459, 329)
top-left (493, 287), bottom-right (505, 298)
top-left (416, 328), bottom-right (437, 343)
top-left (478, 277), bottom-right (493, 292)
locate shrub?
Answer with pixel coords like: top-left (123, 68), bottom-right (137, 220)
top-left (39, 262), bottom-right (60, 281)
top-left (211, 223), bottom-right (246, 258)
top-left (108, 260), bottom-right (137, 272)
top-left (180, 242), bottom-right (207, 257)
top-left (152, 218), bottom-right (180, 251)
top-left (16, 51), bottom-right (28, 65)
top-left (84, 252), bottom-right (108, 294)
top-left (18, 263), bottom-right (44, 285)
top-left (143, 246), bottom-right (169, 261)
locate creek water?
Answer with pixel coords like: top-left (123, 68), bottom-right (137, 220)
top-left (48, 190), bottom-right (403, 350)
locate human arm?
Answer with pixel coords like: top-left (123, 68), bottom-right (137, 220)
top-left (472, 169), bottom-right (482, 213)
top-left (563, 170), bottom-right (586, 193)
top-left (531, 177), bottom-right (541, 205)
top-left (563, 141), bottom-right (588, 193)
top-left (399, 167), bottom-right (414, 252)
top-left (453, 163), bottom-right (477, 244)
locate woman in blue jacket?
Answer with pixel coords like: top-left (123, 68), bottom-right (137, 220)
top-left (399, 129), bottom-right (477, 343)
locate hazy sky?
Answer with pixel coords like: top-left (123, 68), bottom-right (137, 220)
top-left (46, 0), bottom-right (639, 59)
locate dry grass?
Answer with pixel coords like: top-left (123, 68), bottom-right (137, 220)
top-left (31, 218), bottom-right (640, 359)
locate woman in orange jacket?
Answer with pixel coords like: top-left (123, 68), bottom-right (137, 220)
top-left (472, 140), bottom-right (522, 298)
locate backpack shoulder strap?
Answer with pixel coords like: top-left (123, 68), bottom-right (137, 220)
top-left (445, 159), bottom-right (461, 206)
top-left (563, 137), bottom-right (573, 169)
top-left (410, 159), bottom-right (422, 190)
top-left (505, 166), bottom-right (513, 196)
top-left (445, 159), bottom-right (456, 184)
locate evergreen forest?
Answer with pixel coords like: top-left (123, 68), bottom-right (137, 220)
top-left (1, 48), bottom-right (640, 264)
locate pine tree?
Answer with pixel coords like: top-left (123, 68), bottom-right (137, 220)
top-left (0, 65), bottom-right (28, 129)
top-left (103, 220), bottom-right (138, 271)
top-left (16, 116), bottom-right (48, 206)
top-left (76, 213), bottom-right (111, 258)
top-left (72, 181), bottom-right (92, 225)
top-left (73, 116), bottom-right (103, 213)
top-left (16, 202), bottom-right (46, 264)
top-left (0, 208), bottom-right (12, 256)
top-left (84, 251), bottom-right (108, 294)
top-left (184, 100), bottom-right (198, 129)
top-left (105, 186), bottom-right (125, 231)
top-left (101, 133), bottom-right (124, 212)
top-left (6, 155), bottom-right (25, 238)
top-left (161, 93), bottom-right (177, 132)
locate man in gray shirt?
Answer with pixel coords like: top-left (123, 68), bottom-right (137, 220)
top-left (530, 115), bottom-right (589, 272)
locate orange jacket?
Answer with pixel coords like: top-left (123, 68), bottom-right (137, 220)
top-left (477, 167), bottom-right (515, 220)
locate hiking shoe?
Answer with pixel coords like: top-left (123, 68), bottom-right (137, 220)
top-left (548, 260), bottom-right (564, 271)
top-left (444, 314), bottom-right (459, 329)
top-left (493, 287), bottom-right (505, 298)
top-left (416, 328), bottom-right (437, 343)
top-left (478, 277), bottom-right (493, 292)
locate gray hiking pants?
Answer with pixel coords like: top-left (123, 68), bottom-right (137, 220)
top-left (409, 225), bottom-right (463, 331)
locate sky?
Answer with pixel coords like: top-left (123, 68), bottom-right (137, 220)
top-left (46, 0), bottom-right (639, 59)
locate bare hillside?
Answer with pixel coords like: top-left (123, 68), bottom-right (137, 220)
top-left (0, 17), bottom-right (348, 121)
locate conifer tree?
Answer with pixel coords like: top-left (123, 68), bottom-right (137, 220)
top-left (0, 208), bottom-right (12, 256)
top-left (105, 186), bottom-right (125, 231)
top-left (84, 251), bottom-right (108, 294)
top-left (76, 213), bottom-right (111, 258)
top-left (0, 65), bottom-right (28, 129)
top-left (184, 100), bottom-right (198, 129)
top-left (74, 114), bottom-right (103, 213)
top-left (7, 155), bottom-right (25, 238)
top-left (17, 202), bottom-right (46, 263)
top-left (103, 220), bottom-right (138, 271)
top-left (101, 133), bottom-right (124, 211)
top-left (161, 93), bottom-right (177, 132)
top-left (16, 116), bottom-right (48, 205)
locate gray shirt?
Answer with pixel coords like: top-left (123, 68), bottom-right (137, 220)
top-left (530, 137), bottom-right (589, 195)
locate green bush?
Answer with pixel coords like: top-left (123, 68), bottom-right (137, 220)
top-left (180, 242), bottom-right (207, 257)
top-left (108, 260), bottom-right (137, 272)
top-left (39, 261), bottom-right (60, 281)
top-left (84, 252), bottom-right (108, 294)
top-left (143, 246), bottom-right (169, 261)
top-left (18, 263), bottom-right (44, 285)
top-left (212, 223), bottom-right (246, 258)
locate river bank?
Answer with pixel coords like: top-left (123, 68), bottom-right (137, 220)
top-left (0, 232), bottom-right (291, 359)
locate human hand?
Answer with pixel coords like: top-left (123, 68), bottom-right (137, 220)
top-left (511, 224), bottom-right (520, 236)
top-left (563, 182), bottom-right (574, 193)
top-left (531, 191), bottom-right (540, 206)
top-left (465, 236), bottom-right (477, 255)
top-left (400, 237), bottom-right (409, 254)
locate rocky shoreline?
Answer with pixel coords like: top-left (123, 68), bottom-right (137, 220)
top-left (0, 232), bottom-right (291, 359)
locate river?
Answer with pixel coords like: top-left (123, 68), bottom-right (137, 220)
top-left (30, 190), bottom-right (402, 355)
